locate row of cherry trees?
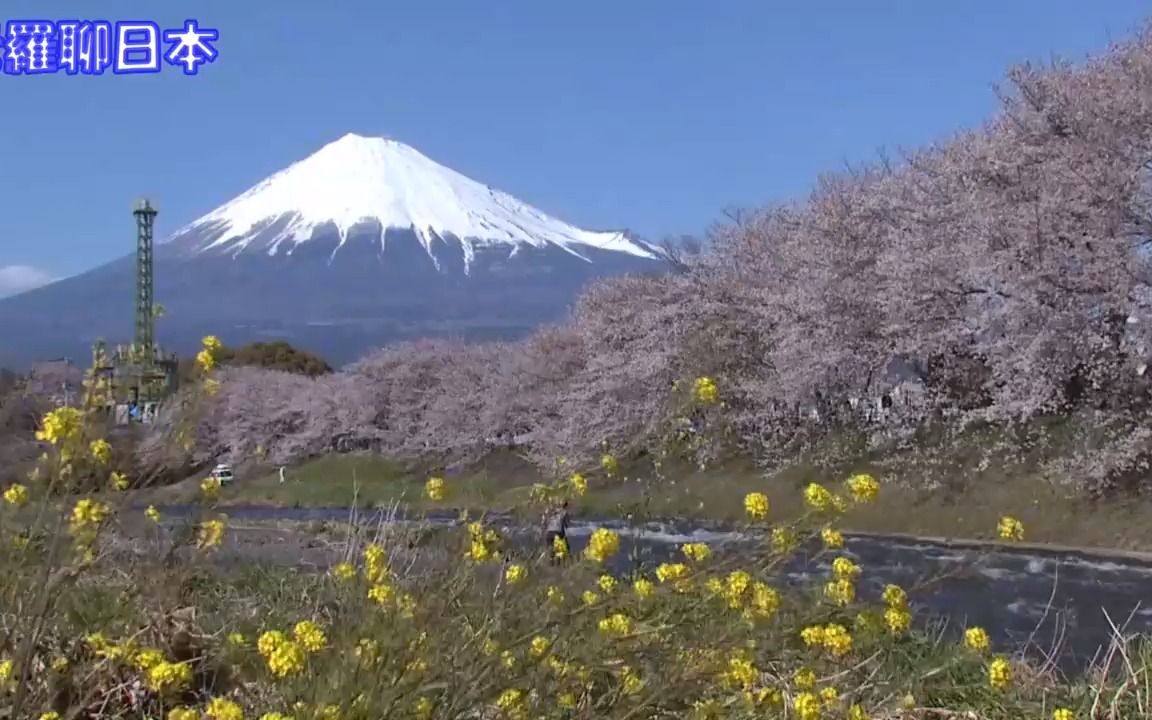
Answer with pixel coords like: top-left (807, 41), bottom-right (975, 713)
top-left (167, 26), bottom-right (1152, 492)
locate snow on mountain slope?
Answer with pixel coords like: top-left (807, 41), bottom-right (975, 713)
top-left (176, 133), bottom-right (660, 270)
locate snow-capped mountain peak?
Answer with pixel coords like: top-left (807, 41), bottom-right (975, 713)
top-left (176, 133), bottom-right (660, 269)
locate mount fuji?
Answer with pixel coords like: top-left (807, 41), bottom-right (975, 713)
top-left (0, 134), bottom-right (669, 367)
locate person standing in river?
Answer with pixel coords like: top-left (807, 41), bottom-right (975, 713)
top-left (543, 500), bottom-right (571, 564)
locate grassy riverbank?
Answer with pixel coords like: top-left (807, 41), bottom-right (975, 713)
top-left (134, 448), bottom-right (1152, 554)
top-left (8, 475), bottom-right (1152, 720)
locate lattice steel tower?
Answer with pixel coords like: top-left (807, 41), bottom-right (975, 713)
top-left (133, 198), bottom-right (157, 362)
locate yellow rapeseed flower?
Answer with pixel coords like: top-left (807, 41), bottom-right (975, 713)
top-left (998, 516), bottom-right (1024, 541)
top-left (3, 483), bottom-right (28, 506)
top-left (368, 583), bottom-right (394, 606)
top-left (848, 705), bottom-right (870, 720)
top-left (197, 517), bottom-right (226, 549)
top-left (824, 578), bottom-right (855, 606)
top-left (0, 659), bottom-right (12, 681)
top-left (693, 376), bottom-right (718, 404)
top-left (200, 476), bottom-right (221, 501)
top-left (656, 562), bottom-right (689, 584)
top-left (169, 709), bottom-right (199, 720)
top-left (821, 624), bottom-right (853, 657)
top-left (804, 483), bottom-right (834, 512)
top-left (821, 527), bottom-right (844, 549)
top-left (750, 582), bottom-right (779, 618)
top-left (293, 620), bottom-right (327, 653)
top-left (552, 533), bottom-right (568, 559)
top-left (845, 473), bottom-right (879, 503)
top-left (793, 667), bottom-right (817, 689)
top-left (331, 562), bottom-right (356, 581)
top-left (831, 557), bottom-right (861, 580)
top-left (40, 713), bottom-right (61, 720)
top-left (884, 606), bottom-right (912, 634)
top-left (965, 626), bottom-right (990, 652)
top-left (621, 666), bottom-right (643, 694)
top-left (743, 492), bottom-right (769, 520)
top-left (202, 335), bottom-right (223, 353)
top-left (882, 584), bottom-right (907, 608)
top-left (147, 661), bottom-right (193, 694)
top-left (227, 633), bottom-right (246, 647)
top-left (530, 635), bottom-right (551, 657)
top-left (1051, 709), bottom-right (1075, 720)
top-left (794, 692), bottom-right (821, 720)
top-left (145, 505), bottom-right (161, 522)
top-left (582, 590), bottom-right (599, 606)
top-left (584, 527), bottom-right (620, 563)
top-left (266, 638), bottom-right (306, 677)
top-left (504, 563), bottom-right (526, 585)
top-left (771, 526), bottom-right (798, 553)
top-left (672, 541), bottom-right (709, 564)
top-left (35, 407), bottom-right (83, 445)
top-left (425, 476), bottom-right (446, 501)
top-left (597, 574), bottom-right (617, 593)
top-left (363, 544), bottom-right (389, 582)
top-left (568, 472), bottom-right (587, 496)
top-left (988, 656), bottom-right (1012, 689)
top-left (633, 578), bottom-right (654, 598)
top-left (89, 438), bottom-right (111, 464)
top-left (545, 585), bottom-right (564, 605)
top-left (196, 349), bottom-right (217, 372)
top-left (598, 613), bottom-right (632, 637)
top-left (205, 697), bottom-right (244, 720)
top-left (496, 688), bottom-right (524, 711)
top-left (600, 453), bottom-right (618, 476)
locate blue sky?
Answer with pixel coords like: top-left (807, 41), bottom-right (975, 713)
top-left (0, 1), bottom-right (1149, 296)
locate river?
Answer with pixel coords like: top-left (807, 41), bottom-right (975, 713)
top-left (152, 504), bottom-right (1152, 674)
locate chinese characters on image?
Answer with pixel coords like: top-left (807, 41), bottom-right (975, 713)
top-left (1, 19), bottom-right (219, 76)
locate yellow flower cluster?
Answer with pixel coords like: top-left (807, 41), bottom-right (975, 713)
top-left (201, 476), bottom-right (221, 502)
top-left (568, 472), bottom-right (587, 496)
top-left (89, 438), bottom-right (111, 464)
top-left (69, 498), bottom-right (110, 544)
top-left (964, 626), bottom-right (990, 652)
top-left (425, 476), bottom-right (446, 501)
top-left (109, 471), bottom-right (129, 491)
top-left (598, 612), bottom-right (632, 636)
top-left (34, 407), bottom-right (83, 446)
top-left (692, 376), bottom-right (718, 404)
top-left (881, 583), bottom-right (912, 634)
top-left (681, 541), bottom-right (711, 563)
top-left (197, 517), bottom-right (226, 549)
top-left (998, 516), bottom-right (1024, 541)
top-left (205, 697), bottom-right (244, 720)
top-left (804, 483), bottom-right (835, 512)
top-left (845, 473), bottom-right (880, 503)
top-left (743, 491), bottom-right (769, 520)
top-left (466, 522), bottom-right (502, 562)
top-left (583, 527), bottom-right (620, 563)
top-left (988, 656), bottom-right (1012, 689)
top-left (600, 452), bottom-right (618, 476)
top-left (824, 557), bottom-right (859, 608)
top-left (801, 623), bottom-right (853, 657)
top-left (258, 628), bottom-right (308, 678)
top-left (3, 483), bottom-right (28, 506)
top-left (196, 335), bottom-right (223, 373)
top-left (504, 563), bottom-right (526, 585)
top-left (364, 543), bottom-right (389, 582)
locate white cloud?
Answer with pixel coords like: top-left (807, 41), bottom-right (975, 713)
top-left (0, 265), bottom-right (58, 298)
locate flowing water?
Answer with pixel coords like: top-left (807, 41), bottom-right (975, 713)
top-left (154, 504), bottom-right (1152, 673)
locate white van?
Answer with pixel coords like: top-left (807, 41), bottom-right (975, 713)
top-left (210, 463), bottom-right (235, 485)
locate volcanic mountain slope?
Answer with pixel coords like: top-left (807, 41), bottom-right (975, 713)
top-left (0, 134), bottom-right (668, 367)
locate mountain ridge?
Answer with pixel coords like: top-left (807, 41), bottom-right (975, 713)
top-left (0, 133), bottom-right (670, 369)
